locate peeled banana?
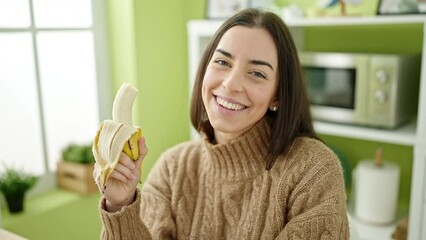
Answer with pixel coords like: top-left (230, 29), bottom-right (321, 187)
top-left (92, 83), bottom-right (143, 188)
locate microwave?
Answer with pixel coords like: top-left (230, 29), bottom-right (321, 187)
top-left (299, 52), bottom-right (421, 128)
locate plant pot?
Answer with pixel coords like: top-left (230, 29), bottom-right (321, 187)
top-left (5, 192), bottom-right (25, 213)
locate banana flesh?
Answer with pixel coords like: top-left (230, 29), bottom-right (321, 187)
top-left (92, 83), bottom-right (143, 188)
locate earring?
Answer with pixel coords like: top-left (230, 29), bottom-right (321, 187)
top-left (269, 106), bottom-right (278, 111)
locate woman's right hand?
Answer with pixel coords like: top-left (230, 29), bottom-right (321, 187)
top-left (99, 137), bottom-right (148, 212)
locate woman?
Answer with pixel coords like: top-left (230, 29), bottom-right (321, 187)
top-left (96, 8), bottom-right (349, 240)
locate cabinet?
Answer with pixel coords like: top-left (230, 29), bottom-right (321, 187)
top-left (187, 15), bottom-right (426, 240)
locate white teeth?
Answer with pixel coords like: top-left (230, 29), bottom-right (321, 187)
top-left (216, 96), bottom-right (245, 110)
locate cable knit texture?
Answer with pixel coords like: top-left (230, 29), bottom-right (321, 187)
top-left (99, 118), bottom-right (349, 239)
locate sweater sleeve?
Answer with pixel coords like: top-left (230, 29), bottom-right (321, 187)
top-left (100, 190), bottom-right (152, 239)
top-left (99, 150), bottom-right (177, 240)
top-left (276, 145), bottom-right (350, 240)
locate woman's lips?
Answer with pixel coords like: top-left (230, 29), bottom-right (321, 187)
top-left (213, 95), bottom-right (247, 115)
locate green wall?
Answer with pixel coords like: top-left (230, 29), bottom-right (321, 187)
top-left (303, 24), bottom-right (423, 54)
top-left (134, 1), bottom-right (205, 182)
top-left (106, 0), bottom-right (205, 182)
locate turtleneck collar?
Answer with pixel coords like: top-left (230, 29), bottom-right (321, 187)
top-left (201, 118), bottom-right (271, 181)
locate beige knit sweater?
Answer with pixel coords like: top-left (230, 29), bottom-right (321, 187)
top-left (99, 119), bottom-right (349, 239)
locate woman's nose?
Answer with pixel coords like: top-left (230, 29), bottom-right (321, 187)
top-left (221, 69), bottom-right (243, 92)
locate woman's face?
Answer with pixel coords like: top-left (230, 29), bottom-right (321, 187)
top-left (202, 26), bottom-right (279, 144)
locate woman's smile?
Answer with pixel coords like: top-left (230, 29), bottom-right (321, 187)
top-left (214, 95), bottom-right (248, 115)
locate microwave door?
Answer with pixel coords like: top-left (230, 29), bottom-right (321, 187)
top-left (305, 66), bottom-right (358, 124)
top-left (301, 52), bottom-right (370, 125)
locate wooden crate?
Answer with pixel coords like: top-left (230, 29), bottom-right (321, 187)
top-left (57, 161), bottom-right (98, 195)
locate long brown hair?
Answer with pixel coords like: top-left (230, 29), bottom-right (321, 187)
top-left (190, 8), bottom-right (317, 170)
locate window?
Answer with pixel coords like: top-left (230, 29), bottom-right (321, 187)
top-left (0, 0), bottom-right (110, 176)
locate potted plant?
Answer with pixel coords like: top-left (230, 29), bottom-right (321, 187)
top-left (56, 143), bottom-right (97, 194)
top-left (0, 165), bottom-right (38, 213)
top-left (61, 143), bottom-right (95, 164)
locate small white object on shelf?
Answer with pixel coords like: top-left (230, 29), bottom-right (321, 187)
top-left (348, 213), bottom-right (397, 240)
top-left (353, 151), bottom-right (400, 224)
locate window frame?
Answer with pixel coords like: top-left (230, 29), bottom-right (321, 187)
top-left (0, 0), bottom-right (111, 193)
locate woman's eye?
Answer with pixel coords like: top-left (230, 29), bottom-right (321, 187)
top-left (250, 71), bottom-right (266, 79)
top-left (215, 59), bottom-right (230, 67)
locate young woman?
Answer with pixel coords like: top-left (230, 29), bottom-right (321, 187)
top-left (96, 8), bottom-right (349, 240)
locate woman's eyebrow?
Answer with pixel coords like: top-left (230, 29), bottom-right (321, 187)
top-left (215, 48), bottom-right (274, 71)
top-left (249, 59), bottom-right (274, 71)
top-left (215, 48), bottom-right (233, 58)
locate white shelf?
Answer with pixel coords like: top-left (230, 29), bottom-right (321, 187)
top-left (314, 120), bottom-right (417, 146)
top-left (285, 14), bottom-right (426, 27)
